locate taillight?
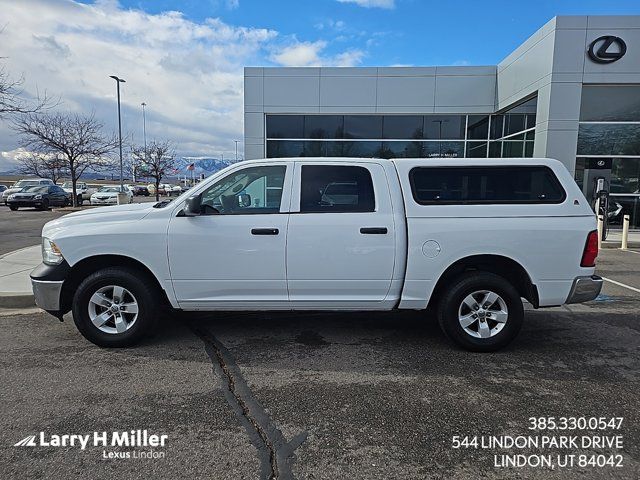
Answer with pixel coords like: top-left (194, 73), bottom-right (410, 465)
top-left (581, 230), bottom-right (599, 267)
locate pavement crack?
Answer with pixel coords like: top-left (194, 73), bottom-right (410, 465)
top-left (188, 322), bottom-right (307, 480)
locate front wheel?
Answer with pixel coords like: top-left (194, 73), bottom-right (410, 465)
top-left (437, 272), bottom-right (524, 352)
top-left (72, 267), bottom-right (159, 347)
top-left (9, 205), bottom-right (18, 211)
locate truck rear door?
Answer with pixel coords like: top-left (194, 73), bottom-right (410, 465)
top-left (286, 161), bottom-right (395, 307)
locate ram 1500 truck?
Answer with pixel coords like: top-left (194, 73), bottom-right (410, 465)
top-left (31, 157), bottom-right (602, 351)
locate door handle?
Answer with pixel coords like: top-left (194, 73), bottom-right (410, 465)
top-left (251, 228), bottom-right (279, 235)
top-left (360, 227), bottom-right (388, 234)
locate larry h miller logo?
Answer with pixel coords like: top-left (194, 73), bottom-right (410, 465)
top-left (13, 430), bottom-right (168, 460)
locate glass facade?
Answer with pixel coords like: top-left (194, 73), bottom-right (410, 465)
top-left (576, 85), bottom-right (640, 228)
top-left (265, 97), bottom-right (536, 160)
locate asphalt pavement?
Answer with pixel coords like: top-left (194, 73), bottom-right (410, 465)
top-left (0, 248), bottom-right (638, 479)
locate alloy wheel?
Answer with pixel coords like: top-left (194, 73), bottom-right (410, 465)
top-left (88, 285), bottom-right (139, 334)
top-left (458, 290), bottom-right (509, 339)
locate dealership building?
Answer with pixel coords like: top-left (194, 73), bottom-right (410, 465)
top-left (244, 15), bottom-right (640, 226)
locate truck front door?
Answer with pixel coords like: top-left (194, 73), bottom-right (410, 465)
top-left (286, 162), bottom-right (396, 307)
top-left (167, 162), bottom-right (292, 309)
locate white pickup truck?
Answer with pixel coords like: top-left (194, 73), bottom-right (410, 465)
top-left (31, 157), bottom-right (601, 351)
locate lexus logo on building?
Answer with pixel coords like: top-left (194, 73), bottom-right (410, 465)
top-left (587, 36), bottom-right (627, 64)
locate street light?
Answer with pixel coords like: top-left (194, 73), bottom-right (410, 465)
top-left (139, 102), bottom-right (147, 183)
top-left (110, 75), bottom-right (126, 189)
top-left (432, 119), bottom-right (449, 156)
top-left (141, 102), bottom-right (147, 152)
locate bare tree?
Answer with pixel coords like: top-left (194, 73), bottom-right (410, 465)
top-left (13, 112), bottom-right (118, 206)
top-left (131, 141), bottom-right (176, 201)
top-left (0, 65), bottom-right (52, 117)
top-left (16, 153), bottom-right (68, 184)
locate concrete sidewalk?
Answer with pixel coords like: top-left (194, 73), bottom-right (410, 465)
top-left (0, 245), bottom-right (40, 308)
top-left (602, 229), bottom-right (640, 249)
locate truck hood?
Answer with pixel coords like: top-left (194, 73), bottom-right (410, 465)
top-left (42, 203), bottom-right (155, 238)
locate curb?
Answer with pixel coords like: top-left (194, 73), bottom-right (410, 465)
top-left (0, 292), bottom-right (35, 309)
top-left (601, 242), bottom-right (640, 249)
top-left (0, 244), bottom-right (39, 309)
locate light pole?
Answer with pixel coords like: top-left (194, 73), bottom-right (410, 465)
top-left (432, 119), bottom-right (449, 156)
top-left (110, 75), bottom-right (126, 189)
top-left (139, 102), bottom-right (147, 183)
top-left (234, 140), bottom-right (239, 162)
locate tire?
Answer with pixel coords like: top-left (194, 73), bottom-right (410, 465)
top-left (72, 267), bottom-right (159, 347)
top-left (77, 195), bottom-right (83, 205)
top-left (9, 205), bottom-right (18, 211)
top-left (437, 271), bottom-right (524, 352)
top-left (39, 200), bottom-right (49, 211)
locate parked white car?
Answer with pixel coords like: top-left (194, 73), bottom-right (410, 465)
top-left (90, 186), bottom-right (133, 205)
top-left (31, 157), bottom-right (601, 351)
top-left (2, 178), bottom-right (54, 205)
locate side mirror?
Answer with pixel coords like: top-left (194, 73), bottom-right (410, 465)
top-left (183, 194), bottom-right (202, 216)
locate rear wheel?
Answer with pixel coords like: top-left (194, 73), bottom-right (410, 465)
top-left (72, 267), bottom-right (159, 347)
top-left (437, 272), bottom-right (523, 352)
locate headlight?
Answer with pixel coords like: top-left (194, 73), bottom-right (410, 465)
top-left (8, 194), bottom-right (15, 200)
top-left (42, 237), bottom-right (64, 265)
top-left (34, 194), bottom-right (42, 200)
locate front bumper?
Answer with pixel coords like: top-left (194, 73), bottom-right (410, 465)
top-left (30, 261), bottom-right (71, 312)
top-left (8, 200), bottom-right (43, 208)
top-left (566, 275), bottom-right (603, 304)
top-left (91, 198), bottom-right (117, 205)
top-left (31, 279), bottom-right (64, 310)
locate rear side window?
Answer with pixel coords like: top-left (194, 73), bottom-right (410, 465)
top-left (300, 165), bottom-right (375, 213)
top-left (409, 166), bottom-right (565, 205)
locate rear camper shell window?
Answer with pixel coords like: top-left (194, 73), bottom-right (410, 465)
top-left (409, 166), bottom-right (566, 205)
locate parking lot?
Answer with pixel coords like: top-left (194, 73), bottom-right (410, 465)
top-left (0, 206), bottom-right (638, 479)
top-left (0, 196), bottom-right (160, 255)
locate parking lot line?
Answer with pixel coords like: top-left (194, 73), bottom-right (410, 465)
top-left (602, 276), bottom-right (640, 294)
top-left (621, 249), bottom-right (640, 255)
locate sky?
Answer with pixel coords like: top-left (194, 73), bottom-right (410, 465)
top-left (1, 0), bottom-right (639, 171)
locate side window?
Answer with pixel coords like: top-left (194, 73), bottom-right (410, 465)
top-left (300, 165), bottom-right (375, 213)
top-left (200, 165), bottom-right (286, 215)
top-left (409, 166), bottom-right (566, 205)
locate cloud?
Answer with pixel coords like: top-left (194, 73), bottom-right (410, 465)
top-left (271, 41), bottom-right (327, 66)
top-left (0, 0), bottom-right (372, 172)
top-left (337, 0), bottom-right (395, 9)
top-left (271, 40), bottom-right (364, 67)
top-left (314, 19), bottom-right (347, 31)
top-left (0, 0), bottom-right (284, 171)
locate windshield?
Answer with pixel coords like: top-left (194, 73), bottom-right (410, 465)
top-left (14, 180), bottom-right (39, 188)
top-left (62, 182), bottom-right (76, 188)
top-left (23, 186), bottom-right (48, 193)
top-left (98, 187), bottom-right (120, 193)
